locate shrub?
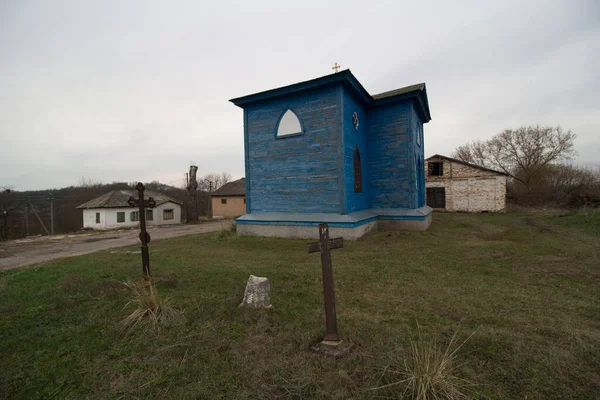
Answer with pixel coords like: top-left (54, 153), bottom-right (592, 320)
top-left (372, 323), bottom-right (476, 399)
top-left (119, 281), bottom-right (183, 334)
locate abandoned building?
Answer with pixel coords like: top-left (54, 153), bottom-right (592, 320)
top-left (425, 154), bottom-right (508, 212)
top-left (211, 178), bottom-right (246, 218)
top-left (77, 190), bottom-right (182, 229)
top-left (229, 69), bottom-right (432, 239)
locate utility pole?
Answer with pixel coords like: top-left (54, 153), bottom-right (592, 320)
top-left (29, 200), bottom-right (50, 235)
top-left (48, 194), bottom-right (54, 235)
top-left (24, 199), bottom-right (29, 237)
top-left (208, 181), bottom-right (213, 219)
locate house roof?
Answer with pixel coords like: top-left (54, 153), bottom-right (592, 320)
top-left (229, 69), bottom-right (431, 123)
top-left (77, 190), bottom-right (183, 209)
top-left (211, 178), bottom-right (246, 197)
top-left (426, 154), bottom-right (510, 176)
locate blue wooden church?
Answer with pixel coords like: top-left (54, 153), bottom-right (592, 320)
top-left (230, 70), bottom-right (432, 239)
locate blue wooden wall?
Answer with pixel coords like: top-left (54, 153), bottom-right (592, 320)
top-left (245, 85), bottom-right (342, 213)
top-left (243, 83), bottom-right (427, 215)
top-left (342, 87), bottom-right (370, 213)
top-left (410, 104), bottom-right (426, 207)
top-left (367, 102), bottom-right (413, 209)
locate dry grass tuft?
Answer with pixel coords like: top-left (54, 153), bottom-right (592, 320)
top-left (372, 323), bottom-right (476, 400)
top-left (119, 281), bottom-right (184, 334)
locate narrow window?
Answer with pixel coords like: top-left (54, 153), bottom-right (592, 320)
top-left (243, 198), bottom-right (246, 204)
top-left (354, 145), bottom-right (362, 193)
top-left (277, 109), bottom-right (302, 137)
top-left (163, 209), bottom-right (174, 220)
top-left (130, 211), bottom-right (139, 221)
top-left (428, 162), bottom-right (443, 176)
top-left (117, 212), bottom-right (125, 223)
top-left (95, 213), bottom-right (100, 223)
top-left (221, 198), bottom-right (227, 205)
top-left (146, 209), bottom-right (153, 221)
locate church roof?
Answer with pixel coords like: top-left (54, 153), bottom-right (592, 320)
top-left (372, 83), bottom-right (425, 100)
top-left (229, 70), bottom-right (431, 122)
top-left (77, 190), bottom-right (182, 209)
top-left (211, 178), bottom-right (246, 197)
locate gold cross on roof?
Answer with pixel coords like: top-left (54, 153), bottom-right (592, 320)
top-left (332, 62), bottom-right (341, 73)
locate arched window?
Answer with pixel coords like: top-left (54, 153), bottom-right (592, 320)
top-left (277, 109), bottom-right (302, 137)
top-left (354, 145), bottom-right (362, 193)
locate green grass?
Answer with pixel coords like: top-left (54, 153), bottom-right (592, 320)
top-left (548, 208), bottom-right (600, 236)
top-left (1, 212), bottom-right (599, 399)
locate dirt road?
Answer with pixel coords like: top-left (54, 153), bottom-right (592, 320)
top-left (0, 221), bottom-right (232, 270)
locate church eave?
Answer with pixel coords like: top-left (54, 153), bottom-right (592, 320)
top-left (370, 88), bottom-right (431, 123)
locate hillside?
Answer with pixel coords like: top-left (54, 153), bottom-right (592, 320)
top-left (0, 182), bottom-right (209, 240)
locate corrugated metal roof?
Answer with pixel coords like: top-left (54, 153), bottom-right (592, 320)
top-left (211, 178), bottom-right (246, 197)
top-left (77, 190), bottom-right (183, 209)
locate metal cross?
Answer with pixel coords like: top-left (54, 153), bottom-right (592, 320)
top-left (332, 62), bottom-right (341, 73)
top-left (308, 223), bottom-right (344, 342)
top-left (128, 183), bottom-right (156, 281)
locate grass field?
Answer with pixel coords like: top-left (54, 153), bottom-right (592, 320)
top-left (1, 212), bottom-right (599, 399)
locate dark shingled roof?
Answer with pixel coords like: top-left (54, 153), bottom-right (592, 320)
top-left (211, 178), bottom-right (246, 197)
top-left (372, 83), bottom-right (425, 100)
top-left (426, 154), bottom-right (510, 176)
top-left (77, 190), bottom-right (183, 209)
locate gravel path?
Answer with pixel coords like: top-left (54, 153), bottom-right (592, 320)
top-left (0, 220), bottom-right (232, 270)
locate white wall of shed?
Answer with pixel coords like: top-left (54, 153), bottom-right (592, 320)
top-left (425, 158), bottom-right (507, 212)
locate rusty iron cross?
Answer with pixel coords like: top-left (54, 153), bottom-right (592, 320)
top-left (128, 183), bottom-right (156, 281)
top-left (308, 223), bottom-right (344, 342)
top-left (332, 62), bottom-right (341, 73)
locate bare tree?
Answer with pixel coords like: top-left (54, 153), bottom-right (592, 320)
top-left (453, 140), bottom-right (488, 167)
top-left (77, 177), bottom-right (103, 187)
top-left (453, 125), bottom-right (577, 189)
top-left (197, 172), bottom-right (232, 192)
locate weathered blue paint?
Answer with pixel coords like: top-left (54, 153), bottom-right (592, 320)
top-left (244, 85), bottom-right (341, 213)
top-left (368, 102), bottom-right (412, 209)
top-left (230, 70), bottom-right (431, 228)
top-left (342, 87), bottom-right (370, 213)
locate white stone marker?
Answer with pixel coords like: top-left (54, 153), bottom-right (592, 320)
top-left (239, 275), bottom-right (272, 308)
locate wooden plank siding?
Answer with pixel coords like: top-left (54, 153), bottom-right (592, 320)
top-left (245, 85), bottom-right (341, 213)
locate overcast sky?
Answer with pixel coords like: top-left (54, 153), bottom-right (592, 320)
top-left (1, 0), bottom-right (598, 191)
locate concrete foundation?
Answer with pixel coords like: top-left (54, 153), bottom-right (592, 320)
top-left (378, 214), bottom-right (432, 232)
top-left (237, 220), bottom-right (378, 240)
top-left (236, 207), bottom-right (432, 240)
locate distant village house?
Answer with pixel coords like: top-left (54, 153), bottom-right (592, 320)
top-left (77, 190), bottom-right (182, 229)
top-left (425, 154), bottom-right (507, 212)
top-left (211, 178), bottom-right (246, 218)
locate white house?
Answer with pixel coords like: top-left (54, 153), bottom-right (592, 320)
top-left (425, 154), bottom-right (508, 212)
top-left (77, 190), bottom-right (183, 230)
